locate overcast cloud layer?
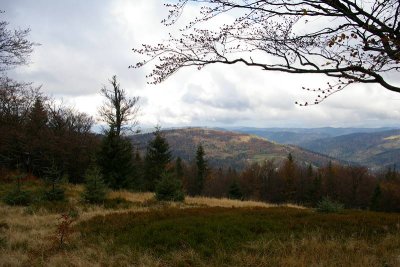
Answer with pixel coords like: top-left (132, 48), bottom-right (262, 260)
top-left (2, 0), bottom-right (400, 129)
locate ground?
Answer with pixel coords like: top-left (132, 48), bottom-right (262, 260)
top-left (0, 183), bottom-right (399, 267)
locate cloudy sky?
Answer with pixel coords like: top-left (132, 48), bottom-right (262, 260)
top-left (2, 0), bottom-right (400, 129)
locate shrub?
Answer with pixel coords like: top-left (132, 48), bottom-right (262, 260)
top-left (43, 187), bottom-right (65, 202)
top-left (82, 166), bottom-right (108, 204)
top-left (317, 197), bottom-right (344, 213)
top-left (3, 189), bottom-right (31, 206)
top-left (3, 174), bottom-right (32, 206)
top-left (155, 172), bottom-right (185, 202)
top-left (43, 161), bottom-right (65, 202)
top-left (228, 180), bottom-right (243, 200)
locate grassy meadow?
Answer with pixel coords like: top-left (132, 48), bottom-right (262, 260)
top-left (0, 182), bottom-right (399, 267)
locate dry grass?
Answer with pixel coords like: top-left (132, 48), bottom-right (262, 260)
top-left (0, 184), bottom-right (399, 267)
top-left (186, 196), bottom-right (276, 208)
top-left (108, 190), bottom-right (154, 203)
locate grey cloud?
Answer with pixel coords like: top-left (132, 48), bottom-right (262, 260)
top-left (182, 83), bottom-right (251, 111)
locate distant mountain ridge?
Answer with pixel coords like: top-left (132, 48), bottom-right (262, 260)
top-left (130, 127), bottom-right (342, 170)
top-left (299, 129), bottom-right (400, 170)
top-left (225, 127), bottom-right (398, 145)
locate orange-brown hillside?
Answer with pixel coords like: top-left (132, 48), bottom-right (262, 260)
top-left (131, 128), bottom-right (342, 169)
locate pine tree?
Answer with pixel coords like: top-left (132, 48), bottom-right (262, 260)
top-left (97, 130), bottom-right (135, 189)
top-left (195, 144), bottom-right (207, 195)
top-left (281, 153), bottom-right (296, 202)
top-left (97, 75), bottom-right (140, 190)
top-left (155, 172), bottom-right (185, 202)
top-left (175, 157), bottom-right (184, 180)
top-left (144, 128), bottom-right (172, 191)
top-left (82, 165), bottom-right (108, 204)
top-left (131, 149), bottom-right (144, 190)
top-left (325, 161), bottom-right (337, 199)
top-left (228, 180), bottom-right (243, 200)
top-left (43, 160), bottom-right (65, 201)
top-left (25, 98), bottom-right (50, 176)
top-left (370, 184), bottom-right (382, 211)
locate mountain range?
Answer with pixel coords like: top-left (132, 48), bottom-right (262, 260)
top-left (298, 129), bottom-right (400, 171)
top-left (131, 128), bottom-right (341, 170)
top-left (225, 127), bottom-right (398, 145)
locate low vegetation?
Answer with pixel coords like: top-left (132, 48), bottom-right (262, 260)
top-left (0, 182), bottom-right (399, 267)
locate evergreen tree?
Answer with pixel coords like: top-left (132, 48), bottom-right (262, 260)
top-left (97, 130), bottom-right (135, 189)
top-left (132, 149), bottom-right (145, 190)
top-left (370, 184), bottom-right (382, 211)
top-left (82, 165), bottom-right (108, 204)
top-left (175, 157), bottom-right (184, 180)
top-left (25, 98), bottom-right (51, 176)
top-left (155, 172), bottom-right (185, 202)
top-left (228, 180), bottom-right (243, 200)
top-left (144, 128), bottom-right (172, 191)
top-left (325, 161), bottom-right (337, 199)
top-left (97, 75), bottom-right (140, 190)
top-left (307, 173), bottom-right (322, 205)
top-left (195, 144), bottom-right (207, 195)
top-left (281, 153), bottom-right (296, 201)
top-left (43, 160), bottom-right (65, 201)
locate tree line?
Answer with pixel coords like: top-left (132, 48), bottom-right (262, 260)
top-left (1, 74), bottom-right (400, 211)
top-left (0, 12), bottom-right (399, 211)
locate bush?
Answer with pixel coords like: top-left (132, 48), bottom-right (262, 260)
top-left (43, 187), bottom-right (65, 202)
top-left (228, 180), bottom-right (243, 200)
top-left (155, 172), bottom-right (185, 202)
top-left (3, 189), bottom-right (31, 206)
top-left (43, 161), bottom-right (66, 202)
top-left (317, 197), bottom-right (344, 213)
top-left (82, 166), bottom-right (108, 204)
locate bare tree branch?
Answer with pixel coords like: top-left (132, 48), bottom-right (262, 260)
top-left (132, 0), bottom-right (400, 104)
top-left (98, 75), bottom-right (140, 136)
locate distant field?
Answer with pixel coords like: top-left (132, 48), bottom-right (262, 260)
top-left (0, 184), bottom-right (399, 266)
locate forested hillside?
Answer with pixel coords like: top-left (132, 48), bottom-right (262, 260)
top-left (230, 127), bottom-right (398, 145)
top-left (300, 130), bottom-right (400, 170)
top-left (131, 128), bottom-right (341, 169)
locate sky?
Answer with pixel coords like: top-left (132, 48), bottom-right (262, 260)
top-left (2, 0), bottom-right (400, 129)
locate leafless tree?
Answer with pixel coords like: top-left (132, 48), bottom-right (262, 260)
top-left (0, 13), bottom-right (37, 72)
top-left (98, 75), bottom-right (140, 136)
top-left (132, 0), bottom-right (400, 105)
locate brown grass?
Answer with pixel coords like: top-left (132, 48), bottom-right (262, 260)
top-left (0, 184), bottom-right (399, 267)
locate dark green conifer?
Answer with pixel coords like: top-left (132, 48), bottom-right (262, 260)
top-left (97, 130), bottom-right (135, 189)
top-left (228, 180), bottom-right (243, 200)
top-left (195, 144), bottom-right (207, 195)
top-left (82, 165), bottom-right (108, 204)
top-left (144, 127), bottom-right (172, 191)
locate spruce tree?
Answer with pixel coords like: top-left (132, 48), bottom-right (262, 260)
top-left (82, 165), bottom-right (108, 204)
top-left (370, 184), bottom-right (382, 211)
top-left (155, 172), bottom-right (185, 202)
top-left (144, 128), bottom-right (172, 191)
top-left (97, 75), bottom-right (140, 190)
top-left (228, 180), bottom-right (243, 200)
top-left (175, 157), bottom-right (184, 180)
top-left (43, 160), bottom-right (65, 201)
top-left (195, 144), bottom-right (207, 195)
top-left (97, 130), bottom-right (135, 189)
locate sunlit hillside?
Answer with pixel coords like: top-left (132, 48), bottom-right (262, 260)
top-left (131, 128), bottom-right (342, 169)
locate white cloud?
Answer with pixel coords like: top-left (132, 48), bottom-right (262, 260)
top-left (2, 0), bottom-right (400, 128)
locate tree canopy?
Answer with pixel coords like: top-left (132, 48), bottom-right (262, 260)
top-left (132, 0), bottom-right (400, 104)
